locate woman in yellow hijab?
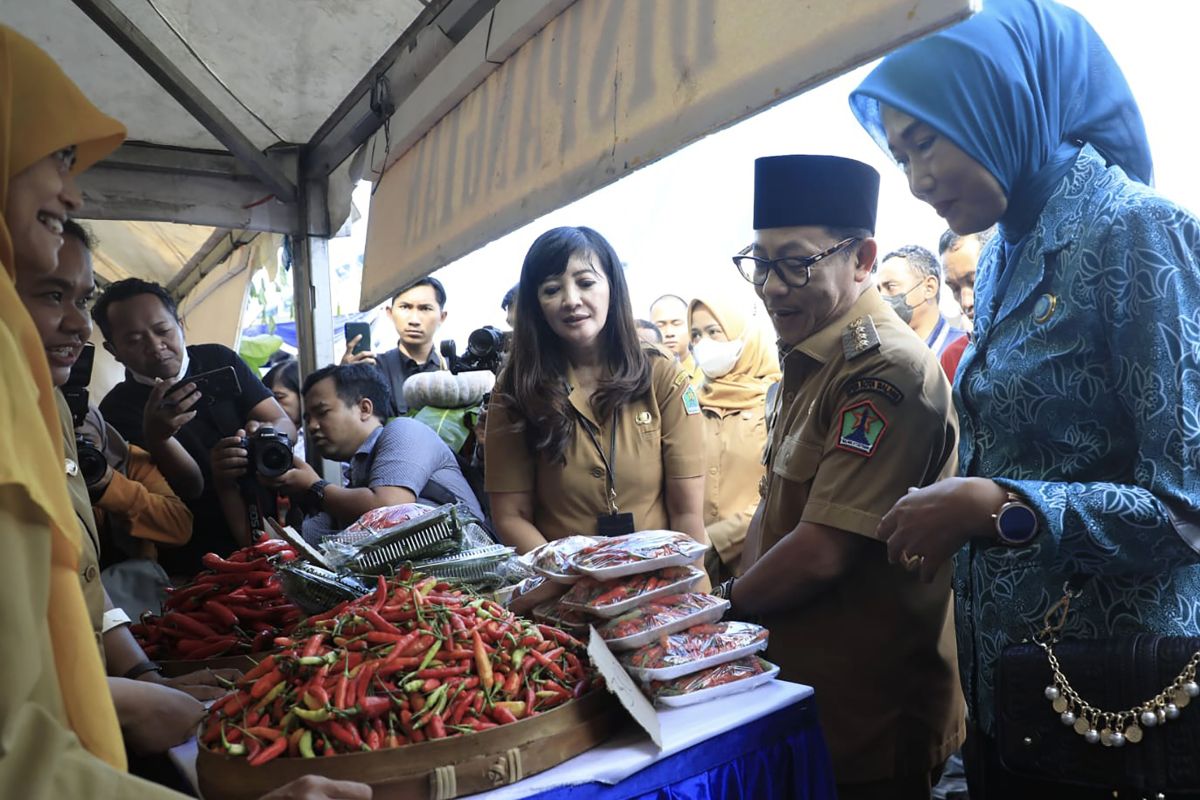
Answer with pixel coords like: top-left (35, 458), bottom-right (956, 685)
top-left (1, 27), bottom-right (375, 800)
top-left (0, 24), bottom-right (134, 793)
top-left (688, 295), bottom-right (780, 582)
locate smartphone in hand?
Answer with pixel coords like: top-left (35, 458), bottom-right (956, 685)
top-left (164, 366), bottom-right (241, 409)
top-left (345, 322), bottom-right (371, 354)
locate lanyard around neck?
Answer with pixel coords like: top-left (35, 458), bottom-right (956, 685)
top-left (578, 409), bottom-right (619, 515)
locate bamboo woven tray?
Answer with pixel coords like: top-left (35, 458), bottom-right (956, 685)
top-left (196, 688), bottom-right (624, 799)
top-left (158, 652), bottom-right (263, 678)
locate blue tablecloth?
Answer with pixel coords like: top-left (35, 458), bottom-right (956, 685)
top-left (524, 693), bottom-right (834, 800)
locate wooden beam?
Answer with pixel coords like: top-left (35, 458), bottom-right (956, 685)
top-left (69, 0), bottom-right (298, 202)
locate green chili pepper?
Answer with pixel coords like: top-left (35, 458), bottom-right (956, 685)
top-left (299, 729), bottom-right (316, 759)
top-left (417, 641), bottom-right (441, 672)
top-left (294, 707), bottom-right (332, 722)
top-left (226, 742), bottom-right (246, 756)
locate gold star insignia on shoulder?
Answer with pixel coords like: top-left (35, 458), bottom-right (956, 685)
top-left (842, 315), bottom-right (880, 361)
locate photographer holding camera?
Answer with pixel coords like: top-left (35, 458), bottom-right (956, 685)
top-left (213, 364), bottom-right (482, 545)
top-left (93, 277), bottom-right (296, 576)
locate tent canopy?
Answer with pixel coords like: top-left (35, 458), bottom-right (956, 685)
top-left (6, 0), bottom-right (974, 360)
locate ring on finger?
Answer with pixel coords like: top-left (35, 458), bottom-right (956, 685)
top-left (901, 551), bottom-right (924, 571)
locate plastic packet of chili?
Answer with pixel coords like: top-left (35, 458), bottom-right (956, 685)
top-left (647, 656), bottom-right (779, 707)
top-left (528, 535), bottom-right (600, 584)
top-left (559, 566), bottom-right (705, 618)
top-left (621, 621), bottom-right (770, 682)
top-left (597, 592), bottom-right (728, 651)
top-left (570, 530), bottom-right (709, 580)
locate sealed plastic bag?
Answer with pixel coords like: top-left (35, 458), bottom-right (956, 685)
top-left (621, 621), bottom-right (769, 681)
top-left (570, 530), bottom-right (708, 579)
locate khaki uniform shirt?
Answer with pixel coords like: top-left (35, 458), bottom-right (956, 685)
top-left (57, 392), bottom-right (106, 666)
top-left (486, 349), bottom-right (705, 538)
top-left (701, 405), bottom-right (768, 577)
top-left (743, 289), bottom-right (964, 782)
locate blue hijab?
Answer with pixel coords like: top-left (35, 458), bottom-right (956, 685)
top-left (849, 0), bottom-right (1152, 243)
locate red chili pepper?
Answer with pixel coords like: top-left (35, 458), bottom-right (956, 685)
top-left (250, 669), bottom-right (284, 699)
top-left (328, 719), bottom-right (363, 750)
top-left (204, 600), bottom-right (239, 628)
top-left (427, 713), bottom-right (447, 739)
top-left (196, 570), bottom-right (275, 585)
top-left (358, 695), bottom-right (390, 718)
top-left (335, 672), bottom-right (349, 709)
top-left (163, 611), bottom-right (219, 639)
top-left (187, 636), bottom-right (238, 659)
top-left (371, 574), bottom-right (388, 613)
top-left (201, 553), bottom-right (271, 573)
top-left (301, 633), bottom-right (324, 659)
top-left (524, 685), bottom-right (536, 718)
top-left (491, 704), bottom-right (519, 725)
top-left (528, 648), bottom-right (567, 681)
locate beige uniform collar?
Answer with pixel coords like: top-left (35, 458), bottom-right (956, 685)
top-left (787, 288), bottom-right (888, 365)
top-left (565, 363), bottom-right (601, 428)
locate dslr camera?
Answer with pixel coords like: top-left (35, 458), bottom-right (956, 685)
top-left (440, 325), bottom-right (511, 375)
top-left (242, 426), bottom-right (294, 478)
top-left (62, 344), bottom-right (108, 487)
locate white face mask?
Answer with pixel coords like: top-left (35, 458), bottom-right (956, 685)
top-left (692, 337), bottom-right (744, 379)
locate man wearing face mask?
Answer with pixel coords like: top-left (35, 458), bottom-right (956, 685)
top-left (688, 297), bottom-right (780, 583)
top-left (877, 244), bottom-right (966, 357)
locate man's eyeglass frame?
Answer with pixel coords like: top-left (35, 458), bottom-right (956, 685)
top-left (732, 237), bottom-right (861, 289)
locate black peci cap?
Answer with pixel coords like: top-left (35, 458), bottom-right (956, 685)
top-left (753, 155), bottom-right (880, 233)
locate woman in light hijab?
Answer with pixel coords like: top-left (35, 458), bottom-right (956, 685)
top-left (0, 25), bottom-right (369, 800)
top-left (851, 1), bottom-right (1200, 796)
top-left (688, 296), bottom-right (779, 583)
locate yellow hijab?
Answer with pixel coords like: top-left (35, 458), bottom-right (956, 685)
top-left (688, 295), bottom-right (781, 411)
top-left (1, 26), bottom-right (126, 770)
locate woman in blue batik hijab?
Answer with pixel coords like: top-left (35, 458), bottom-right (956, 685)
top-left (852, 0), bottom-right (1200, 796)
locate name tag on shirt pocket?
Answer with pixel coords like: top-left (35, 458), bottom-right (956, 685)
top-left (772, 434), bottom-right (823, 484)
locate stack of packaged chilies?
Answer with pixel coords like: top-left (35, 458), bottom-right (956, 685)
top-left (529, 531), bottom-right (779, 707)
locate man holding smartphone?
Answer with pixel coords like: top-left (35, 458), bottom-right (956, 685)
top-left (342, 277), bottom-right (448, 416)
top-left (93, 278), bottom-right (296, 576)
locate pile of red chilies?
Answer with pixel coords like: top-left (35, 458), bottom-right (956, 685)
top-left (201, 567), bottom-right (596, 765)
top-left (132, 540), bottom-right (302, 660)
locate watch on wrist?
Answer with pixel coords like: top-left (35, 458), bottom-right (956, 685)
top-left (123, 660), bottom-right (162, 680)
top-left (304, 479), bottom-right (330, 513)
top-left (993, 491), bottom-right (1039, 546)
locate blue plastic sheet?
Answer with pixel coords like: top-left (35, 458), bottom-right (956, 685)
top-left (524, 697), bottom-right (836, 800)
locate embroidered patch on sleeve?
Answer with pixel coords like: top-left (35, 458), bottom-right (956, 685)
top-left (672, 370), bottom-right (690, 388)
top-left (682, 384), bottom-right (701, 415)
top-left (843, 376), bottom-right (904, 405)
top-left (836, 400), bottom-right (887, 456)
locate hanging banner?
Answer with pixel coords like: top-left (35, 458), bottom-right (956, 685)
top-left (362, 0), bottom-right (974, 310)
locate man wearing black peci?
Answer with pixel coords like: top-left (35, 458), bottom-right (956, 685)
top-left (93, 278), bottom-right (296, 575)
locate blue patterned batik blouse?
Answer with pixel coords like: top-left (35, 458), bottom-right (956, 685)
top-left (953, 145), bottom-right (1200, 735)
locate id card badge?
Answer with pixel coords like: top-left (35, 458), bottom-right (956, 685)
top-left (597, 512), bottom-right (636, 537)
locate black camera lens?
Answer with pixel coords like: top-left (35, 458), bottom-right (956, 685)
top-left (247, 426), bottom-right (294, 478)
top-left (75, 436), bottom-right (108, 486)
top-left (467, 325), bottom-right (503, 356)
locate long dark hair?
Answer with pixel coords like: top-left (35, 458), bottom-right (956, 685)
top-left (496, 226), bottom-right (650, 464)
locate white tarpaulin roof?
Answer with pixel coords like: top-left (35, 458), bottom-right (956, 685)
top-left (4, 0), bottom-right (426, 150)
top-left (2, 0), bottom-right (482, 345)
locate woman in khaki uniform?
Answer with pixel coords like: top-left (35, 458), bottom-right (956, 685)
top-left (485, 226), bottom-right (709, 587)
top-left (688, 296), bottom-right (779, 582)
